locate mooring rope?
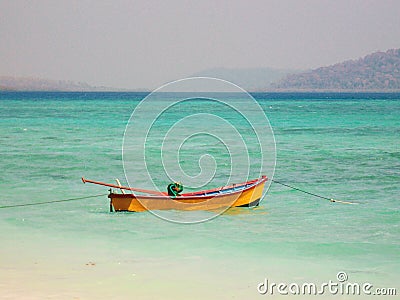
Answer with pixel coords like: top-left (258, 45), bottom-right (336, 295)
top-left (0, 179), bottom-right (358, 209)
top-left (0, 193), bottom-right (108, 209)
top-left (271, 179), bottom-right (359, 205)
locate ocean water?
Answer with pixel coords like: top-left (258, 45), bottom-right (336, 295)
top-left (0, 92), bottom-right (399, 299)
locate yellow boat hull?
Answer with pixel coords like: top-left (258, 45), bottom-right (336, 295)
top-left (109, 178), bottom-right (266, 212)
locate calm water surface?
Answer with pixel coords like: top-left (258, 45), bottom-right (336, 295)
top-left (0, 92), bottom-right (399, 299)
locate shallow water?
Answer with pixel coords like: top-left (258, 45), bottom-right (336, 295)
top-left (0, 92), bottom-right (399, 299)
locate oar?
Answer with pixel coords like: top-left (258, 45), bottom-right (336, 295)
top-left (81, 177), bottom-right (166, 195)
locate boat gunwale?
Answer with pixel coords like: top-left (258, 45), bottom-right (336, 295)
top-left (181, 176), bottom-right (265, 196)
top-left (109, 176), bottom-right (267, 200)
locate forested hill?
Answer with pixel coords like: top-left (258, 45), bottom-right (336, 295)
top-left (274, 49), bottom-right (400, 91)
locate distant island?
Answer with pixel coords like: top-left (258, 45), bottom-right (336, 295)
top-left (273, 48), bottom-right (400, 91)
top-left (0, 76), bottom-right (147, 92)
top-left (0, 77), bottom-right (97, 91)
top-left (2, 48), bottom-right (400, 92)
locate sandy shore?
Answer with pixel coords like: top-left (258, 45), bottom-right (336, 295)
top-left (2, 243), bottom-right (397, 300)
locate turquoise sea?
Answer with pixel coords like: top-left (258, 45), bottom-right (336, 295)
top-left (0, 92), bottom-right (399, 299)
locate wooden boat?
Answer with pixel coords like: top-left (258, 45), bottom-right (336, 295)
top-left (82, 176), bottom-right (267, 212)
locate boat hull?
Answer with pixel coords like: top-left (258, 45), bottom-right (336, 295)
top-left (108, 177), bottom-right (266, 212)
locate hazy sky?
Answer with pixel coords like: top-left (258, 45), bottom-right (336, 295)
top-left (1, 0), bottom-right (400, 89)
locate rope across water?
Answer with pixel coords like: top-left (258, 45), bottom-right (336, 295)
top-left (271, 179), bottom-right (358, 205)
top-left (0, 179), bottom-right (358, 209)
top-left (0, 193), bottom-right (108, 209)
